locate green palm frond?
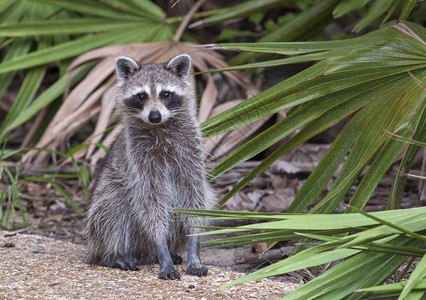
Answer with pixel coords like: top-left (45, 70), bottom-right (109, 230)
top-left (201, 21), bottom-right (425, 212)
top-left (178, 207), bottom-right (426, 299)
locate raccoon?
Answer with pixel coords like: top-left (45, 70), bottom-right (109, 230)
top-left (84, 54), bottom-right (215, 280)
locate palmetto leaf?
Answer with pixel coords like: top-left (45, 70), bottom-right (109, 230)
top-left (0, 24), bottom-right (170, 75)
top-left (0, 18), bottom-right (145, 37)
top-left (202, 21), bottom-right (425, 213)
top-left (398, 254), bottom-right (426, 300)
top-left (180, 207), bottom-right (426, 232)
top-left (210, 0), bottom-right (338, 65)
top-left (203, 22), bottom-right (425, 136)
top-left (195, 0), bottom-right (290, 26)
top-left (29, 0), bottom-right (164, 21)
top-left (177, 207), bottom-right (426, 299)
top-left (359, 279), bottom-right (426, 299)
top-left (389, 106), bottom-right (426, 209)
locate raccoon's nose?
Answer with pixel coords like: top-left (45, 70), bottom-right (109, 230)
top-left (148, 111), bottom-right (162, 123)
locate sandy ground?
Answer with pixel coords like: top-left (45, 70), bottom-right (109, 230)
top-left (0, 231), bottom-right (298, 299)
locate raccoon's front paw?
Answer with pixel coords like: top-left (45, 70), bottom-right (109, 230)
top-left (158, 266), bottom-right (181, 280)
top-left (186, 264), bottom-right (208, 277)
top-left (111, 255), bottom-right (139, 271)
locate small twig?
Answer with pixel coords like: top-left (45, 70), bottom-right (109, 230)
top-left (172, 0), bottom-right (207, 42)
top-left (303, 268), bottom-right (315, 280)
top-left (20, 166), bottom-right (82, 177)
top-left (21, 108), bottom-right (47, 149)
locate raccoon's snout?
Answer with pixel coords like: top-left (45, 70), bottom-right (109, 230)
top-left (148, 111), bottom-right (162, 123)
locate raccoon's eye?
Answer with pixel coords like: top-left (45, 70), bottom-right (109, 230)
top-left (161, 91), bottom-right (172, 99)
top-left (125, 93), bottom-right (147, 110)
top-left (137, 92), bottom-right (147, 101)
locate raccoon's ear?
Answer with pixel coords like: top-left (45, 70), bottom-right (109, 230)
top-left (166, 54), bottom-right (191, 79)
top-left (115, 56), bottom-right (139, 84)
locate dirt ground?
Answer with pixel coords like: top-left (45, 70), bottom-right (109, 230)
top-left (1, 232), bottom-right (299, 299)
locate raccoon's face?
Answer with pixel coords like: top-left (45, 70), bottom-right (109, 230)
top-left (115, 54), bottom-right (192, 125)
top-left (121, 80), bottom-right (184, 124)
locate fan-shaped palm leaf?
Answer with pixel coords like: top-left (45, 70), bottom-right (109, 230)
top-left (203, 21), bottom-right (425, 211)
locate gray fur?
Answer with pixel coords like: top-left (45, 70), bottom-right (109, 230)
top-left (115, 56), bottom-right (139, 84)
top-left (85, 54), bottom-right (216, 280)
top-left (166, 54), bottom-right (191, 78)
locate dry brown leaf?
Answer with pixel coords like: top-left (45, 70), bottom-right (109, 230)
top-left (189, 52), bottom-right (218, 123)
top-left (90, 124), bottom-right (122, 169)
top-left (204, 100), bottom-right (241, 156)
top-left (27, 182), bottom-right (48, 196)
top-left (43, 214), bottom-right (64, 223)
top-left (84, 85), bottom-right (117, 160)
top-left (270, 160), bottom-right (303, 174)
top-left (201, 49), bottom-right (258, 97)
top-left (247, 190), bottom-right (266, 204)
top-left (20, 107), bottom-right (47, 148)
top-left (62, 83), bottom-right (118, 165)
top-left (253, 242), bottom-right (268, 253)
top-left (225, 192), bottom-right (257, 211)
top-left (198, 75), bottom-right (217, 123)
top-left (271, 175), bottom-right (287, 190)
top-left (54, 76), bottom-right (115, 137)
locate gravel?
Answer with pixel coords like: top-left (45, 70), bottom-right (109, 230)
top-left (1, 231), bottom-right (298, 299)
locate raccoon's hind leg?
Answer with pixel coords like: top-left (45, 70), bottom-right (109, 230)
top-left (86, 236), bottom-right (140, 271)
top-left (85, 203), bottom-right (140, 271)
top-left (107, 255), bottom-right (139, 271)
top-left (171, 253), bottom-right (183, 265)
top-left (86, 235), bottom-right (140, 271)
